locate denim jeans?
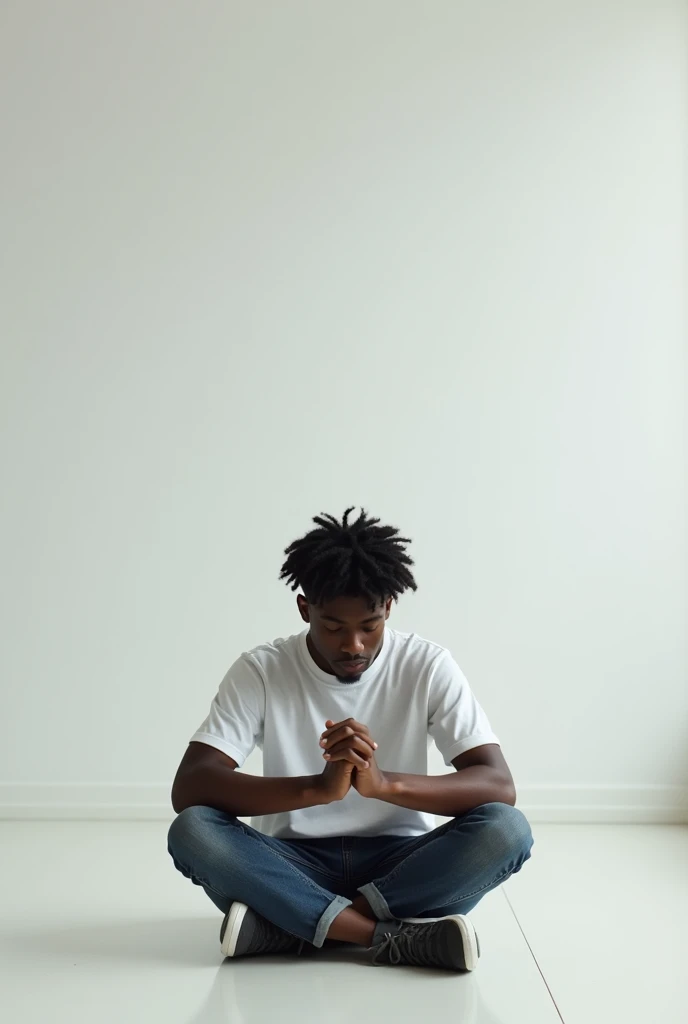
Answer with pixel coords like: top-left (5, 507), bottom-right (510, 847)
top-left (167, 802), bottom-right (533, 948)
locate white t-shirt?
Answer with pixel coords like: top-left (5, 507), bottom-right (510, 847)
top-left (190, 628), bottom-right (499, 839)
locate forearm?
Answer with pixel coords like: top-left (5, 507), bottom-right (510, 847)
top-left (379, 766), bottom-right (516, 817)
top-left (172, 765), bottom-right (326, 817)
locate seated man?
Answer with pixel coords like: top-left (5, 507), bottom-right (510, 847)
top-left (168, 507), bottom-right (533, 971)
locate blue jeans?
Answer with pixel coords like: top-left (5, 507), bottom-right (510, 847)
top-left (168, 802), bottom-right (533, 948)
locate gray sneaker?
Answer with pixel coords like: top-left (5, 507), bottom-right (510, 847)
top-left (220, 902), bottom-right (303, 958)
top-left (371, 915), bottom-right (480, 971)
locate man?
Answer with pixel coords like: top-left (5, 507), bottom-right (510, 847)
top-left (168, 508), bottom-right (533, 971)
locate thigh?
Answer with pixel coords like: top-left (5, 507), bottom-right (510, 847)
top-left (349, 818), bottom-right (471, 888)
top-left (252, 832), bottom-right (352, 899)
top-left (359, 804), bottom-right (534, 919)
top-left (348, 834), bottom-right (423, 888)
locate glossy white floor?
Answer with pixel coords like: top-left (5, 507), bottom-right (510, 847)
top-left (0, 822), bottom-right (686, 1024)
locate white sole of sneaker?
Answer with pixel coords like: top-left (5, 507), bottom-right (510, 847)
top-left (220, 902), bottom-right (249, 958)
top-left (400, 914), bottom-right (480, 971)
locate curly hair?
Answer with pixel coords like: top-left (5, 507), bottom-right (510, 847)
top-left (279, 507), bottom-right (417, 607)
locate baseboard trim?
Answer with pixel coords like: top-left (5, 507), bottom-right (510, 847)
top-left (517, 784), bottom-right (688, 824)
top-left (0, 783), bottom-right (686, 824)
top-left (0, 785), bottom-right (172, 821)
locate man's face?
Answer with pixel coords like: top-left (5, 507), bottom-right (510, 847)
top-left (297, 594), bottom-right (392, 682)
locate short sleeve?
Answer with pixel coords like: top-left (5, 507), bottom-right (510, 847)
top-left (189, 654), bottom-right (265, 767)
top-left (428, 650), bottom-right (499, 766)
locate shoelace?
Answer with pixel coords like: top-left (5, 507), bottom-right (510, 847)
top-left (372, 923), bottom-right (443, 968)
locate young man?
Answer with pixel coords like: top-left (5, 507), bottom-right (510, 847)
top-left (168, 508), bottom-right (533, 971)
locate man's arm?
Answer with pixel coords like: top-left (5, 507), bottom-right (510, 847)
top-left (171, 737), bottom-right (368, 816)
top-left (320, 719), bottom-right (515, 816)
top-left (368, 744), bottom-right (517, 817)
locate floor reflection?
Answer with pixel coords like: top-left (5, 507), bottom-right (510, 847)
top-left (185, 950), bottom-right (502, 1024)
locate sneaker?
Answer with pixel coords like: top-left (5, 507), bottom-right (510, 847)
top-left (220, 901), bottom-right (303, 958)
top-left (371, 915), bottom-right (480, 971)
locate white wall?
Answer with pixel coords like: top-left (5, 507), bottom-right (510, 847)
top-left (1, 1), bottom-right (686, 819)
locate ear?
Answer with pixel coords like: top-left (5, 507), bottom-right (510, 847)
top-left (297, 594), bottom-right (310, 623)
top-left (384, 598), bottom-right (392, 620)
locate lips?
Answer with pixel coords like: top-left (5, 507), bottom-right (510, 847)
top-left (338, 661), bottom-right (367, 673)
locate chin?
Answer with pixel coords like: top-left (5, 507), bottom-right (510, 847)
top-left (335, 672), bottom-right (364, 683)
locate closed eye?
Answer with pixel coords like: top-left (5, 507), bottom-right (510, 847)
top-left (324, 626), bottom-right (378, 634)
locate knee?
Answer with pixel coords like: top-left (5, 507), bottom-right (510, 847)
top-left (167, 804), bottom-right (234, 860)
top-left (472, 802), bottom-right (533, 866)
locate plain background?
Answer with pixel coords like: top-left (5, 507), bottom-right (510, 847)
top-left (1, 1), bottom-right (686, 816)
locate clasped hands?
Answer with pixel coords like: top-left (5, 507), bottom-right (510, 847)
top-left (317, 717), bottom-right (389, 802)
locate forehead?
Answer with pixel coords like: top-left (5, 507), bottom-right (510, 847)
top-left (314, 595), bottom-right (386, 623)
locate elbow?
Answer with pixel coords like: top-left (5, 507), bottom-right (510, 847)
top-left (171, 786), bottom-right (184, 815)
top-left (500, 777), bottom-right (517, 806)
top-left (171, 777), bottom-right (192, 815)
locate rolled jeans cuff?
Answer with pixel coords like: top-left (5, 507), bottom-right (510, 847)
top-left (313, 895), bottom-right (352, 947)
top-left (357, 882), bottom-right (393, 921)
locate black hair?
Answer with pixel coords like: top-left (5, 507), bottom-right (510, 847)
top-left (280, 507), bottom-right (417, 607)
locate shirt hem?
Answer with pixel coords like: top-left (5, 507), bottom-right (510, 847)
top-left (442, 733), bottom-right (500, 765)
top-left (188, 732), bottom-right (248, 767)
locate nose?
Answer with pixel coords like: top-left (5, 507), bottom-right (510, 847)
top-left (340, 632), bottom-right (366, 656)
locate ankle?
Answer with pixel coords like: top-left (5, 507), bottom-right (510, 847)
top-left (326, 907), bottom-right (377, 946)
top-left (350, 894), bottom-right (377, 921)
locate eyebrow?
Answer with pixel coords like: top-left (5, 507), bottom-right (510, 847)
top-left (321, 614), bottom-right (384, 625)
